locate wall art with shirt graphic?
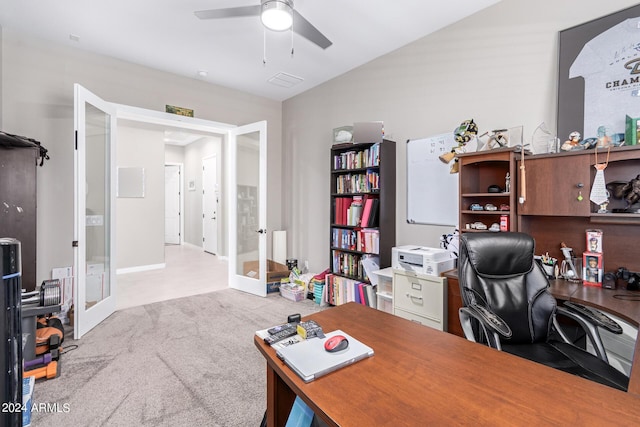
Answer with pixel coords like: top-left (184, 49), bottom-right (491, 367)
top-left (558, 4), bottom-right (640, 142)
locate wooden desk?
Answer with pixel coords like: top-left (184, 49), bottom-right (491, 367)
top-left (255, 303), bottom-right (640, 426)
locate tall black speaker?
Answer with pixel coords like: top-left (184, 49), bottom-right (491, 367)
top-left (1, 238), bottom-right (22, 427)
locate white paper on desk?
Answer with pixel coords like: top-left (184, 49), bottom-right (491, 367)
top-left (361, 257), bottom-right (380, 286)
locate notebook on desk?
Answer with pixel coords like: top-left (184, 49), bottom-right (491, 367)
top-left (276, 330), bottom-right (374, 383)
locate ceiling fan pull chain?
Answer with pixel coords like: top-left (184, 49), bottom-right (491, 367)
top-left (291, 15), bottom-right (294, 57)
top-left (263, 27), bottom-right (267, 66)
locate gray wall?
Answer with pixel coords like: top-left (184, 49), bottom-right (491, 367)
top-left (0, 29), bottom-right (282, 283)
top-left (282, 0), bottom-right (640, 272)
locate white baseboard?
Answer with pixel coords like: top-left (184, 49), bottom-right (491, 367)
top-left (117, 263), bottom-right (166, 275)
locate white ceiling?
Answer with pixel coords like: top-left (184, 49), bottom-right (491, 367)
top-left (0, 0), bottom-right (500, 101)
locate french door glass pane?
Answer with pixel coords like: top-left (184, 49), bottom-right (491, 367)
top-left (235, 132), bottom-right (260, 276)
top-left (84, 103), bottom-right (111, 309)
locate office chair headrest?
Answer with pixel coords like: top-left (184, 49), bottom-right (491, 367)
top-left (461, 232), bottom-right (535, 278)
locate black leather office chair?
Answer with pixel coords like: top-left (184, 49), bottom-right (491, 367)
top-left (458, 232), bottom-right (629, 391)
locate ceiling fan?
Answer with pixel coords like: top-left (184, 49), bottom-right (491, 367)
top-left (194, 0), bottom-right (332, 50)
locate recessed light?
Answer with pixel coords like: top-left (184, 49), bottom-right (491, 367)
top-left (69, 34), bottom-right (80, 42)
top-left (197, 70), bottom-right (208, 77)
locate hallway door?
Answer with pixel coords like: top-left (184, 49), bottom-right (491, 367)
top-left (165, 164), bottom-right (181, 245)
top-left (203, 155), bottom-right (218, 254)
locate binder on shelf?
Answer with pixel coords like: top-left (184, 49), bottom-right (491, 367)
top-left (361, 196), bottom-right (374, 227)
top-left (368, 198), bottom-right (380, 227)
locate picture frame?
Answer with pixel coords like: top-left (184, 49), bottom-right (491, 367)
top-left (625, 115), bottom-right (640, 146)
top-left (557, 4), bottom-right (640, 142)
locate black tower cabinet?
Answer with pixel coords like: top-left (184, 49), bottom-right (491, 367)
top-left (1, 238), bottom-right (23, 427)
top-left (0, 145), bottom-right (38, 291)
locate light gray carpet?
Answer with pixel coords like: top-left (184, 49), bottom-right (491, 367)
top-left (30, 289), bottom-right (326, 426)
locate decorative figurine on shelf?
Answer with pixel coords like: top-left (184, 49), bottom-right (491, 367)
top-left (439, 119), bottom-right (479, 174)
top-left (505, 172), bottom-right (511, 193)
top-left (598, 199), bottom-right (610, 214)
top-left (596, 125), bottom-right (612, 148)
top-left (479, 129), bottom-right (509, 151)
top-left (561, 131), bottom-right (582, 151)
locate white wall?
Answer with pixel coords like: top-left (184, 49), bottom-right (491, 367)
top-left (0, 29), bottom-right (282, 283)
top-left (165, 145), bottom-right (184, 165)
top-left (116, 122), bottom-right (165, 269)
top-left (282, 0), bottom-right (640, 273)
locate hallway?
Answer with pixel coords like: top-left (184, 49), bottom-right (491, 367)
top-left (116, 244), bottom-right (228, 310)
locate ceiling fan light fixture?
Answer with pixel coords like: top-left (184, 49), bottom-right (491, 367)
top-left (261, 0), bottom-right (293, 32)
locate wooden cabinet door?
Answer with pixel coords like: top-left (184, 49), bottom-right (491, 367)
top-left (518, 154), bottom-right (590, 216)
top-left (0, 147), bottom-right (37, 291)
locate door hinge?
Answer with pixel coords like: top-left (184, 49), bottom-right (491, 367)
top-left (74, 131), bottom-right (78, 150)
top-left (72, 241), bottom-right (79, 247)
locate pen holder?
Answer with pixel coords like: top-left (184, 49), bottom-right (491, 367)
top-left (541, 260), bottom-right (557, 279)
top-left (560, 258), bottom-right (582, 283)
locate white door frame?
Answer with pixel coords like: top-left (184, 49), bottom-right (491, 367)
top-left (165, 162), bottom-right (184, 245)
top-left (202, 155), bottom-right (218, 254)
top-left (114, 104), bottom-right (236, 263)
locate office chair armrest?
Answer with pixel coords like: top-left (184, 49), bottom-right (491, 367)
top-left (459, 305), bottom-right (512, 351)
top-left (562, 301), bottom-right (623, 334)
top-left (554, 306), bottom-right (609, 363)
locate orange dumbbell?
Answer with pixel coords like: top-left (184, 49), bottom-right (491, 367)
top-left (24, 361), bottom-right (58, 380)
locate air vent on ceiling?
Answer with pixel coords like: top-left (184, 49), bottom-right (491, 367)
top-left (267, 72), bottom-right (304, 88)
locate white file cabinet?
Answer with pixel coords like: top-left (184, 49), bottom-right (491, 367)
top-left (392, 269), bottom-right (447, 331)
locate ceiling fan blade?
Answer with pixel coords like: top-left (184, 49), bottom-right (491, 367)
top-left (194, 6), bottom-right (261, 20)
top-left (292, 10), bottom-right (332, 49)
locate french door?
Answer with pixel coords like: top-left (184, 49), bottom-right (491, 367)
top-left (73, 84), bottom-right (117, 339)
top-left (228, 121), bottom-right (268, 296)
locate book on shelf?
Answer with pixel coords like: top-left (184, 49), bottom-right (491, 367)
top-left (334, 197), bottom-right (353, 225)
top-left (368, 198), bottom-right (380, 227)
top-left (365, 284), bottom-right (377, 309)
top-left (325, 274), bottom-right (378, 308)
top-left (333, 143), bottom-right (380, 170)
top-left (357, 229), bottom-right (379, 254)
top-left (360, 196), bottom-right (374, 227)
top-left (285, 396), bottom-right (315, 427)
top-left (348, 196), bottom-right (363, 226)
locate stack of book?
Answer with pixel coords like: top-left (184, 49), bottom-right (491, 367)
top-left (325, 274), bottom-right (377, 308)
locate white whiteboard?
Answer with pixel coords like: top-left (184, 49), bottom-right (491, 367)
top-left (406, 134), bottom-right (459, 226)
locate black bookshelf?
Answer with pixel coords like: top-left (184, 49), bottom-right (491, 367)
top-left (328, 140), bottom-right (396, 304)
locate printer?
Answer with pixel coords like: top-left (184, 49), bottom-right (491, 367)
top-left (392, 245), bottom-right (455, 276)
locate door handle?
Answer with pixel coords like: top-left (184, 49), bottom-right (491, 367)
top-left (257, 229), bottom-right (267, 234)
